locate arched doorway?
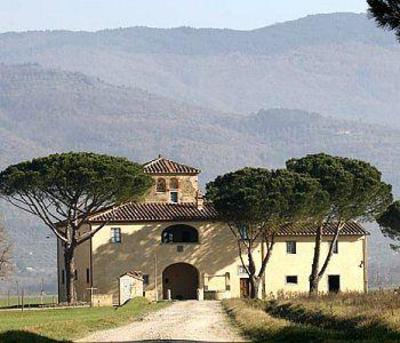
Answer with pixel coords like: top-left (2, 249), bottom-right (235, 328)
top-left (162, 263), bottom-right (199, 300)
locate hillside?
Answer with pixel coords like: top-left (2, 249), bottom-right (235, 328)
top-left (0, 13), bottom-right (399, 125)
top-left (0, 64), bottom-right (399, 290)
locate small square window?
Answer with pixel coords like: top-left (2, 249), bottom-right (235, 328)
top-left (238, 265), bottom-right (249, 276)
top-left (170, 178), bottom-right (179, 190)
top-left (286, 241), bottom-right (297, 254)
top-left (156, 178), bottom-right (167, 192)
top-left (239, 225), bottom-right (249, 240)
top-left (286, 276), bottom-right (298, 284)
top-left (170, 191), bottom-right (178, 204)
top-left (111, 227), bottom-right (122, 243)
top-left (177, 245), bottom-right (184, 252)
top-left (332, 240), bottom-right (339, 254)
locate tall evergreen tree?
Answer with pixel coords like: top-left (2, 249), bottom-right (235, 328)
top-left (0, 152), bottom-right (153, 303)
top-left (368, 0), bottom-right (400, 40)
top-left (206, 168), bottom-right (328, 298)
top-left (377, 200), bottom-right (400, 251)
top-left (287, 153), bottom-right (393, 295)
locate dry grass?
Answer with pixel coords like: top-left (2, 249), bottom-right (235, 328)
top-left (224, 291), bottom-right (400, 342)
top-left (0, 297), bottom-right (168, 342)
top-left (223, 299), bottom-right (331, 342)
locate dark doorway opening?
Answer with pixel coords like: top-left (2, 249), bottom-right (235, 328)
top-left (328, 275), bottom-right (340, 293)
top-left (240, 278), bottom-right (250, 298)
top-left (162, 263), bottom-right (199, 300)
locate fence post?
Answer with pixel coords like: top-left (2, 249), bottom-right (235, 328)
top-left (40, 278), bottom-right (44, 306)
top-left (16, 281), bottom-right (20, 307)
top-left (21, 288), bottom-right (24, 312)
top-left (7, 289), bottom-right (10, 307)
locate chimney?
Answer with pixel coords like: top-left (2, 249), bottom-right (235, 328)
top-left (196, 191), bottom-right (204, 210)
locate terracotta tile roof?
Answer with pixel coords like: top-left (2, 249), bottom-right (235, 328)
top-left (89, 202), bottom-right (367, 236)
top-left (277, 221), bottom-right (368, 236)
top-left (143, 156), bottom-right (200, 175)
top-left (89, 202), bottom-right (218, 223)
top-left (120, 271), bottom-right (143, 280)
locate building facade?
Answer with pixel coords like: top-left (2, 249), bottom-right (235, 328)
top-left (57, 156), bottom-right (368, 304)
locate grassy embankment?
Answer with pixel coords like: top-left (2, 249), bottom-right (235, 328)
top-left (0, 297), bottom-right (167, 343)
top-left (223, 291), bottom-right (400, 342)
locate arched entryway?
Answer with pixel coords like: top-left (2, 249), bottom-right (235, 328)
top-left (162, 263), bottom-right (199, 300)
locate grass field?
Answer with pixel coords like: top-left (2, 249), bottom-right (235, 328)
top-left (0, 295), bottom-right (56, 309)
top-left (223, 291), bottom-right (400, 342)
top-left (0, 297), bottom-right (167, 342)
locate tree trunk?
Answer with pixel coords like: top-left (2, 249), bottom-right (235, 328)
top-left (249, 276), bottom-right (260, 299)
top-left (309, 222), bottom-right (343, 296)
top-left (246, 243), bottom-right (259, 299)
top-left (64, 247), bottom-right (76, 304)
top-left (309, 224), bottom-right (323, 295)
top-left (318, 224), bottom-right (342, 279)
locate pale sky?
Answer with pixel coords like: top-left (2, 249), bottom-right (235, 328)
top-left (0, 0), bottom-right (368, 33)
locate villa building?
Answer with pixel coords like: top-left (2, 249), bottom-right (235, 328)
top-left (57, 156), bottom-right (368, 304)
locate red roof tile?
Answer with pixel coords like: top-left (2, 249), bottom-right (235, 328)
top-left (89, 202), bottom-right (367, 236)
top-left (277, 221), bottom-right (368, 236)
top-left (90, 202), bottom-right (217, 223)
top-left (143, 156), bottom-right (200, 175)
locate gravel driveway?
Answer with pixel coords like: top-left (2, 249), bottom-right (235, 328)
top-left (78, 300), bottom-right (246, 342)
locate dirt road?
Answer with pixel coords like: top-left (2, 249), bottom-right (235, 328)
top-left (78, 300), bottom-right (246, 342)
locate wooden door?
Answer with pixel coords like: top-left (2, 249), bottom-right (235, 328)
top-left (240, 278), bottom-right (250, 298)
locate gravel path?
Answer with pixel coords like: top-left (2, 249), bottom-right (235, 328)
top-left (78, 300), bottom-right (246, 342)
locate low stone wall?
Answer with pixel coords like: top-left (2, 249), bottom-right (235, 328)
top-left (92, 294), bottom-right (114, 307)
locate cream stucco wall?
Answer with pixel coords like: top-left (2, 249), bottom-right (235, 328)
top-left (265, 236), bottom-right (366, 294)
top-left (81, 221), bottom-right (367, 303)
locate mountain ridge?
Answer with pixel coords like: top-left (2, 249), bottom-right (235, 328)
top-left (0, 13), bottom-right (398, 124)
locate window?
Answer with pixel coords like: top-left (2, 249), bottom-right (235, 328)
top-left (286, 276), bottom-right (298, 284)
top-left (170, 178), bottom-right (179, 190)
top-left (74, 270), bottom-right (78, 280)
top-left (332, 240), bottom-right (339, 254)
top-left (286, 241), bottom-right (297, 254)
top-left (86, 268), bottom-right (90, 284)
top-left (161, 225), bottom-right (199, 243)
top-left (170, 191), bottom-right (178, 204)
top-left (239, 225), bottom-right (249, 240)
top-left (238, 265), bottom-right (249, 276)
top-left (143, 274), bottom-right (149, 286)
top-left (111, 227), bottom-right (122, 243)
top-left (328, 275), bottom-right (340, 293)
top-left (61, 270), bottom-right (65, 285)
top-left (156, 178), bottom-right (167, 192)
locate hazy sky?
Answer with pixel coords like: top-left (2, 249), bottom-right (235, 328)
top-left (0, 0), bottom-right (369, 32)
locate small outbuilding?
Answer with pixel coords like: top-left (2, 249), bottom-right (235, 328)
top-left (119, 271), bottom-right (144, 306)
